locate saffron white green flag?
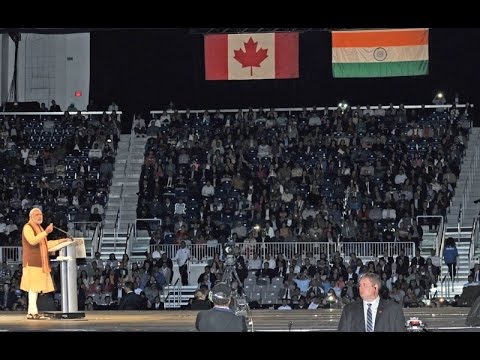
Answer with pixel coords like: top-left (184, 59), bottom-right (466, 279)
top-left (332, 28), bottom-right (429, 78)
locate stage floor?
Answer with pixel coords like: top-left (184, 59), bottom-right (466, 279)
top-left (0, 308), bottom-right (478, 332)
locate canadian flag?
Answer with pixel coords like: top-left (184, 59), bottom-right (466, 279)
top-left (204, 32), bottom-right (299, 80)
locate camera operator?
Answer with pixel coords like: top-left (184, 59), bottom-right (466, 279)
top-left (195, 282), bottom-right (247, 332)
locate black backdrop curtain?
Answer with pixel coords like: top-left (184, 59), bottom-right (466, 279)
top-left (90, 28), bottom-right (480, 117)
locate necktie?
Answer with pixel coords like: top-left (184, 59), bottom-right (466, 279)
top-left (366, 303), bottom-right (373, 332)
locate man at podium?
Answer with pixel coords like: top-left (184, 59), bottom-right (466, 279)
top-left (20, 208), bottom-right (71, 320)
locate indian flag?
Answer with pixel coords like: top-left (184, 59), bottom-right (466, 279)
top-left (332, 28), bottom-right (429, 78)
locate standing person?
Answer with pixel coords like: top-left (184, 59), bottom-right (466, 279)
top-left (338, 273), bottom-right (406, 332)
top-left (173, 240), bottom-right (190, 285)
top-left (118, 281), bottom-right (143, 310)
top-left (20, 208), bottom-right (70, 320)
top-left (195, 282), bottom-right (247, 332)
top-left (49, 100), bottom-right (61, 112)
top-left (443, 237), bottom-right (459, 281)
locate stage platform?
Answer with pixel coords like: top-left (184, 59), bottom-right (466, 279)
top-left (0, 308), bottom-right (478, 332)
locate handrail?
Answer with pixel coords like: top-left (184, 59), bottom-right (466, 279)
top-left (163, 278), bottom-right (181, 310)
top-left (124, 122), bottom-right (135, 178)
top-left (125, 223), bottom-right (134, 256)
top-left (113, 208), bottom-right (121, 250)
top-left (164, 278), bottom-right (180, 304)
top-left (469, 216), bottom-right (480, 269)
top-left (89, 221), bottom-right (102, 256)
top-left (416, 215), bottom-right (444, 255)
top-left (440, 274), bottom-right (451, 299)
top-left (458, 203), bottom-right (463, 241)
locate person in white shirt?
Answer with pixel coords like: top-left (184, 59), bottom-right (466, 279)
top-left (172, 241), bottom-right (190, 285)
top-left (247, 252), bottom-right (262, 271)
top-left (429, 249), bottom-right (442, 268)
top-left (278, 299), bottom-right (292, 310)
top-left (88, 143), bottom-right (103, 163)
top-left (151, 245), bottom-right (162, 259)
top-left (133, 115), bottom-right (146, 137)
top-left (201, 181), bottom-right (215, 197)
top-left (308, 296), bottom-right (321, 309)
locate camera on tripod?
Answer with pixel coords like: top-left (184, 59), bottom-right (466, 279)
top-left (225, 254), bottom-right (236, 266)
top-left (223, 239), bottom-right (237, 266)
top-left (221, 240), bottom-right (253, 330)
top-left (221, 242), bottom-right (242, 299)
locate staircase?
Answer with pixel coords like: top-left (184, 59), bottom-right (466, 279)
top-left (438, 229), bottom-right (472, 298)
top-left (446, 127), bottom-right (480, 229)
top-left (437, 127), bottom-right (480, 297)
top-left (101, 133), bottom-right (147, 260)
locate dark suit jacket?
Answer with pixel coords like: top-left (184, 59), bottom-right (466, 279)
top-left (118, 291), bottom-right (143, 310)
top-left (195, 307), bottom-right (247, 332)
top-left (338, 299), bottom-right (406, 332)
top-left (379, 256), bottom-right (395, 265)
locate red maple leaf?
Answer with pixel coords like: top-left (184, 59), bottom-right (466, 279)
top-left (233, 37), bottom-right (268, 76)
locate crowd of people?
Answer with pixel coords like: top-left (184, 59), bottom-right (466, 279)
top-left (0, 101), bottom-right (475, 315)
top-left (137, 104), bottom-right (469, 251)
top-left (0, 105), bottom-right (120, 249)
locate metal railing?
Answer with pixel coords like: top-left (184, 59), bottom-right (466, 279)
top-left (150, 104), bottom-right (471, 117)
top-left (91, 221), bottom-right (103, 256)
top-left (151, 243), bottom-right (222, 262)
top-left (439, 274), bottom-right (452, 299)
top-left (0, 110), bottom-right (122, 117)
top-left (469, 216), bottom-right (480, 269)
top-left (125, 224), bottom-right (134, 256)
top-left (339, 241), bottom-right (415, 260)
top-left (148, 241), bottom-right (415, 264)
top-left (163, 278), bottom-right (181, 309)
top-left (416, 215), bottom-right (444, 255)
top-left (0, 246), bottom-right (22, 263)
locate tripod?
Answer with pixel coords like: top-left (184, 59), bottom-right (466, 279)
top-left (221, 260), bottom-right (254, 331)
top-left (222, 263), bottom-right (242, 284)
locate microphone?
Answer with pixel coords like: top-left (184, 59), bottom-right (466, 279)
top-left (53, 226), bottom-right (74, 240)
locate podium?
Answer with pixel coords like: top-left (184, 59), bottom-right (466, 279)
top-left (45, 239), bottom-right (86, 319)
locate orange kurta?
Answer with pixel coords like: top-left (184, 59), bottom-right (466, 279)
top-left (20, 223), bottom-right (62, 293)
